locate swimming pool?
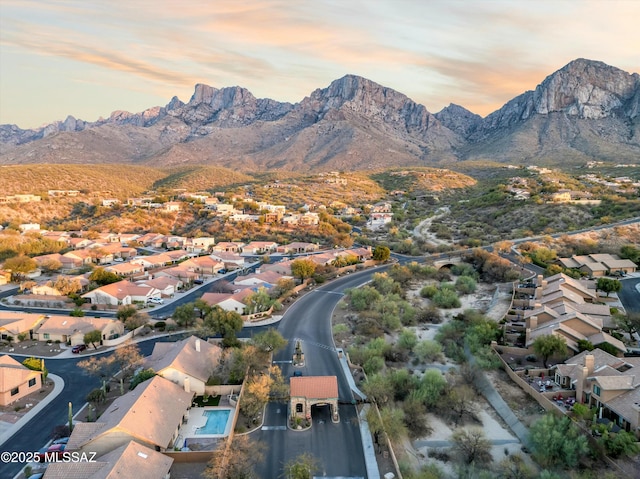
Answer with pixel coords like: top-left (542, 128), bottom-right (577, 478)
top-left (196, 409), bottom-right (231, 435)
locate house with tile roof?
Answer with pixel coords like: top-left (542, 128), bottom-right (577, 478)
top-left (130, 253), bottom-right (174, 269)
top-left (553, 350), bottom-right (640, 434)
top-left (135, 276), bottom-right (181, 297)
top-left (200, 292), bottom-right (249, 315)
top-left (0, 312), bottom-right (47, 342)
top-left (515, 274), bottom-right (626, 355)
top-left (104, 262), bottom-right (145, 277)
top-left (290, 376), bottom-right (339, 424)
top-left (212, 241), bottom-right (245, 253)
top-left (180, 256), bottom-right (224, 276)
top-left (209, 251), bottom-right (245, 269)
top-left (81, 280), bottom-right (160, 307)
top-left (556, 253), bottom-right (637, 277)
top-left (242, 241), bottom-right (279, 254)
top-left (145, 336), bottom-right (222, 395)
top-left (42, 441), bottom-right (173, 479)
top-left (65, 375), bottom-right (193, 457)
top-left (34, 315), bottom-right (124, 345)
top-left (0, 355), bottom-right (42, 406)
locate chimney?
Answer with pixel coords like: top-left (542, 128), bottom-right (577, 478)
top-left (584, 354), bottom-right (595, 375)
top-left (528, 316), bottom-right (538, 330)
top-left (195, 339), bottom-right (201, 352)
top-left (576, 366), bottom-right (588, 403)
top-left (184, 377), bottom-right (190, 393)
top-left (536, 274), bottom-right (543, 286)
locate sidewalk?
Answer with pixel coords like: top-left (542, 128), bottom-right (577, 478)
top-left (358, 404), bottom-right (381, 479)
top-left (0, 374), bottom-right (64, 447)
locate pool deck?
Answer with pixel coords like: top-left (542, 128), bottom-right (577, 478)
top-left (177, 406), bottom-right (234, 448)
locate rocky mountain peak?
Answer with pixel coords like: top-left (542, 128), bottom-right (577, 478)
top-left (435, 104), bottom-right (482, 137)
top-left (533, 58), bottom-right (639, 119)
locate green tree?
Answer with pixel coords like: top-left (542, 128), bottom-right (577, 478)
top-left (84, 329), bottom-right (102, 349)
top-left (89, 267), bottom-right (121, 285)
top-left (529, 414), bottom-right (589, 469)
top-left (250, 328), bottom-right (287, 354)
top-left (455, 276), bottom-right (477, 294)
top-left (199, 306), bottom-right (243, 347)
top-left (282, 452), bottom-right (319, 479)
top-left (451, 428), bottom-right (492, 465)
top-left (348, 285), bottom-right (382, 311)
top-left (69, 307), bottom-right (85, 317)
top-left (397, 328), bottom-right (418, 352)
top-left (432, 288), bottom-right (461, 309)
top-left (596, 277), bottom-right (622, 297)
top-left (130, 368), bottom-right (156, 390)
top-left (361, 373), bottom-right (394, 406)
top-left (291, 258), bottom-right (317, 282)
top-left (172, 303), bottom-right (198, 328)
top-left (116, 305), bottom-right (137, 322)
top-left (414, 340), bottom-right (443, 363)
top-left (419, 369), bottom-right (448, 408)
top-left (614, 312), bottom-right (640, 339)
top-left (599, 430), bottom-right (640, 458)
top-left (532, 334), bottom-right (567, 367)
top-left (372, 245), bottom-right (391, 262)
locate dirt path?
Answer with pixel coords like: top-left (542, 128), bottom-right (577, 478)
top-left (412, 206), bottom-right (451, 246)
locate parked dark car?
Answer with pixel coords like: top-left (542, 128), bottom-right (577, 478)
top-left (37, 443), bottom-right (65, 461)
top-left (71, 344), bottom-right (87, 353)
top-left (292, 371), bottom-right (303, 377)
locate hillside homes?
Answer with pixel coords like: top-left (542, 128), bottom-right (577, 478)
top-left (506, 274), bottom-right (626, 355)
top-left (557, 253), bottom-right (637, 277)
top-left (554, 349), bottom-right (640, 434)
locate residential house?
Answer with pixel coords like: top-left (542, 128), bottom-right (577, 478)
top-left (35, 315), bottom-right (124, 345)
top-left (0, 355), bottom-right (42, 406)
top-left (212, 242), bottom-right (244, 253)
top-left (234, 270), bottom-right (288, 289)
top-left (554, 350), bottom-right (640, 434)
top-left (104, 262), bottom-right (145, 277)
top-left (145, 336), bottom-right (222, 395)
top-left (164, 202), bottom-right (181, 212)
top-left (136, 276), bottom-right (181, 297)
top-left (65, 376), bottom-right (193, 457)
top-left (341, 246), bottom-right (373, 262)
top-left (367, 212), bottom-right (393, 230)
top-left (63, 249), bottom-right (95, 266)
top-left (209, 252), bottom-right (245, 270)
top-left (261, 260), bottom-right (293, 276)
top-left (130, 253), bottom-right (174, 270)
top-left (242, 241), bottom-right (278, 255)
top-left (185, 237), bottom-right (216, 254)
top-left (520, 274), bottom-right (626, 355)
top-left (154, 265), bottom-right (199, 283)
top-left (0, 312), bottom-right (46, 341)
top-left (82, 280), bottom-right (160, 306)
top-left (276, 242), bottom-right (320, 254)
top-left (42, 441), bottom-right (173, 479)
top-left (556, 253), bottom-right (637, 277)
top-left (181, 256), bottom-right (224, 276)
top-left (200, 289), bottom-right (254, 315)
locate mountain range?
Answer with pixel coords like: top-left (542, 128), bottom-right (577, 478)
top-left (1, 58), bottom-right (638, 171)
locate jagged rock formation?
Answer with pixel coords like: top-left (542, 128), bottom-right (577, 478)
top-left (1, 59), bottom-right (638, 169)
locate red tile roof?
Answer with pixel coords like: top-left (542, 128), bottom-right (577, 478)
top-left (290, 376), bottom-right (338, 399)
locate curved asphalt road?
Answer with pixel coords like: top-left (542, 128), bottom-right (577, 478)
top-left (254, 266), bottom-right (388, 479)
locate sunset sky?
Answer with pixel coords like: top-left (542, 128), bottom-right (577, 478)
top-left (1, 0), bottom-right (639, 128)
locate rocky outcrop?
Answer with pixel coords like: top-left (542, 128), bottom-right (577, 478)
top-left (435, 104), bottom-right (482, 137)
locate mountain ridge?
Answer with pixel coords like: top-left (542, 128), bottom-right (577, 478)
top-left (1, 59), bottom-right (638, 169)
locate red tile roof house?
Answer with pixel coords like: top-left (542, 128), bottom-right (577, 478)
top-left (0, 355), bottom-right (42, 406)
top-left (209, 251), bottom-right (245, 270)
top-left (135, 276), bottom-right (181, 297)
top-left (212, 242), bottom-right (245, 253)
top-left (144, 336), bottom-right (222, 395)
top-left (82, 280), bottom-right (161, 307)
top-left (181, 256), bottom-right (225, 276)
top-left (200, 290), bottom-right (252, 315)
top-left (34, 315), bottom-right (124, 345)
top-left (104, 262), bottom-right (146, 277)
top-left (242, 241), bottom-right (279, 254)
top-left (65, 376), bottom-right (193, 457)
top-left (130, 253), bottom-right (174, 270)
top-left (276, 242), bottom-right (320, 254)
top-left (42, 441), bottom-right (173, 479)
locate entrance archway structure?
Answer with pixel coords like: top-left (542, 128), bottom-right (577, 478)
top-left (290, 376), bottom-right (339, 424)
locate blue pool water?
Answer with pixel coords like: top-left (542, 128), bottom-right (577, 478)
top-left (196, 409), bottom-right (231, 435)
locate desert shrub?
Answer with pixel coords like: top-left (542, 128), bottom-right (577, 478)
top-left (432, 289), bottom-right (461, 309)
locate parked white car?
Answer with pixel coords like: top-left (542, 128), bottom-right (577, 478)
top-left (148, 297), bottom-right (164, 304)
